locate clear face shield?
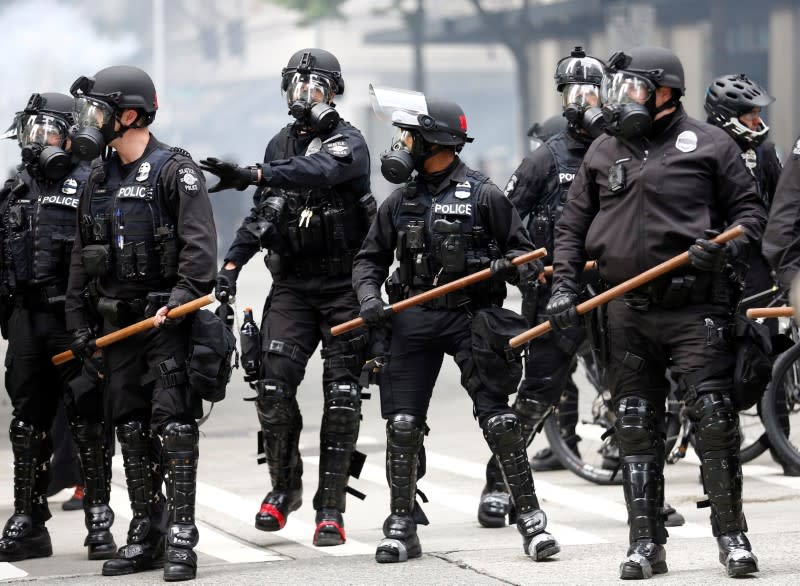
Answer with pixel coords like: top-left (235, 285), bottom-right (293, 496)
top-left (15, 113), bottom-right (69, 148)
top-left (601, 72), bottom-right (654, 107)
top-left (283, 72), bottom-right (334, 109)
top-left (72, 96), bottom-right (116, 132)
top-left (561, 84), bottom-right (601, 111)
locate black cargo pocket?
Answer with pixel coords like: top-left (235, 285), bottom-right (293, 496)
top-left (10, 235), bottom-right (33, 283)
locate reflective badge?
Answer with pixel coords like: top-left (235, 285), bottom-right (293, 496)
top-left (504, 174), bottom-right (518, 197)
top-left (454, 181), bottom-right (471, 199)
top-left (178, 167), bottom-right (200, 194)
top-left (305, 137), bottom-right (322, 156)
top-left (741, 149), bottom-right (757, 170)
top-left (675, 130), bottom-right (698, 153)
top-left (61, 177), bottom-right (78, 195)
top-left (136, 161), bottom-right (151, 182)
top-left (323, 139), bottom-right (351, 159)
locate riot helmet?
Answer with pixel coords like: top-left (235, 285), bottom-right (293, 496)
top-left (370, 85), bottom-right (473, 183)
top-left (527, 115), bottom-right (565, 151)
top-left (14, 92), bottom-right (74, 180)
top-left (705, 73), bottom-right (775, 148)
top-left (601, 46), bottom-right (685, 139)
top-left (555, 47), bottom-right (606, 138)
top-left (281, 48), bottom-right (343, 133)
top-left (70, 65), bottom-right (158, 160)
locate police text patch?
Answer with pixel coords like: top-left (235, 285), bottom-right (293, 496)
top-left (178, 167), bottom-right (200, 195)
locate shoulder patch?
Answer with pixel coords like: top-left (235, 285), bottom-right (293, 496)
top-left (792, 137), bottom-right (800, 158)
top-left (675, 130), bottom-right (698, 153)
top-left (322, 137), bottom-right (351, 159)
top-left (305, 137), bottom-right (322, 156)
top-left (61, 177), bottom-right (79, 195)
top-left (177, 166), bottom-right (201, 195)
top-left (170, 146), bottom-right (192, 159)
top-left (503, 174), bottom-right (518, 197)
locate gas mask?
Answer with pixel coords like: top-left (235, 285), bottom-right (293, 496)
top-left (70, 96), bottom-right (124, 161)
top-left (379, 127), bottom-right (436, 184)
top-left (562, 84), bottom-right (605, 138)
top-left (284, 72), bottom-right (339, 133)
top-left (599, 72), bottom-right (658, 139)
top-left (15, 113), bottom-right (72, 180)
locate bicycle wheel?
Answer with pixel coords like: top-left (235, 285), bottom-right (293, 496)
top-left (761, 341), bottom-right (800, 469)
top-left (738, 404), bottom-right (769, 463)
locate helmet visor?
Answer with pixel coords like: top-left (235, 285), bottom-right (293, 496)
top-left (369, 84), bottom-right (428, 123)
top-left (601, 72), bottom-right (654, 106)
top-left (15, 113), bottom-right (69, 148)
top-left (283, 73), bottom-right (333, 108)
top-left (561, 84), bottom-right (601, 110)
top-left (73, 97), bottom-right (115, 131)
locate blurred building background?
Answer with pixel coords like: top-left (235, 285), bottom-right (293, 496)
top-left (1, 0), bottom-right (798, 252)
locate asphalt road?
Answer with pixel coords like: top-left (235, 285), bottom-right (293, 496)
top-left (1, 260), bottom-right (799, 584)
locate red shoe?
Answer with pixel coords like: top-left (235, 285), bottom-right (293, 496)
top-left (62, 486), bottom-right (84, 511)
top-left (255, 490), bottom-right (302, 532)
top-left (313, 508), bottom-right (346, 547)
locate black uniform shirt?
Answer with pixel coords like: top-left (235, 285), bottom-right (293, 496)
top-left (224, 120), bottom-right (371, 268)
top-left (763, 135), bottom-right (800, 288)
top-left (553, 106), bottom-right (767, 289)
top-left (352, 158), bottom-right (534, 302)
top-left (65, 135), bottom-right (217, 330)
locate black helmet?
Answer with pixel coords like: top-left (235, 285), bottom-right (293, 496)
top-left (555, 46), bottom-right (604, 92)
top-left (607, 46), bottom-right (685, 95)
top-left (70, 65), bottom-right (158, 124)
top-left (705, 73), bottom-right (774, 148)
top-left (396, 97), bottom-right (474, 147)
top-left (281, 48), bottom-right (344, 96)
top-left (24, 92), bottom-right (75, 124)
top-left (528, 115), bottom-right (565, 141)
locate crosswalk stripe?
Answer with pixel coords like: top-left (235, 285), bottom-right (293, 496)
top-left (742, 464), bottom-right (800, 490)
top-left (0, 562), bottom-right (28, 580)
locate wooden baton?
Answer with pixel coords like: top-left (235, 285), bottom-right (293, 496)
top-left (509, 225), bottom-right (746, 348)
top-left (745, 307), bottom-right (794, 319)
top-left (331, 248), bottom-right (547, 337)
top-left (542, 260), bottom-right (596, 278)
top-left (52, 293), bottom-right (215, 366)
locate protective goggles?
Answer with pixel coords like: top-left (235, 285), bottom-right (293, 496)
top-left (561, 84), bottom-right (601, 110)
top-left (601, 71), bottom-right (655, 107)
top-left (72, 96), bottom-right (116, 131)
top-left (15, 113), bottom-right (69, 148)
top-left (283, 73), bottom-right (334, 107)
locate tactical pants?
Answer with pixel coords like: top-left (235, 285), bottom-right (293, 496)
top-left (378, 306), bottom-right (511, 426)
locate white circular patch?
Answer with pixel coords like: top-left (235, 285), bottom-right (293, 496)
top-left (675, 131), bottom-right (698, 153)
top-left (181, 171), bottom-right (197, 186)
top-left (61, 177), bottom-right (78, 195)
top-left (136, 161), bottom-right (151, 182)
top-left (305, 137), bottom-right (322, 156)
top-left (741, 149), bottom-right (757, 170)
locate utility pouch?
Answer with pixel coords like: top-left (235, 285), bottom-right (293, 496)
top-left (82, 244), bottom-right (111, 277)
top-left (156, 226), bottom-right (178, 279)
top-left (7, 204), bottom-right (28, 231)
top-left (97, 297), bottom-right (133, 327)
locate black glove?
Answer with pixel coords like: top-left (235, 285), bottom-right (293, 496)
top-left (360, 294), bottom-right (390, 326)
top-left (491, 258), bottom-right (520, 284)
top-left (215, 266), bottom-right (240, 303)
top-left (688, 229), bottom-right (727, 273)
top-left (199, 157), bottom-right (258, 193)
top-left (545, 286), bottom-right (581, 331)
top-left (69, 327), bottom-right (102, 380)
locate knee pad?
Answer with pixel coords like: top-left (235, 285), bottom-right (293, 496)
top-left (255, 379), bottom-right (298, 429)
top-left (71, 418), bottom-right (105, 444)
top-left (512, 395), bottom-right (550, 429)
top-left (386, 414), bottom-right (426, 452)
top-left (688, 383), bottom-right (738, 453)
top-left (162, 422), bottom-right (199, 452)
top-left (9, 418), bottom-right (47, 455)
top-left (322, 382), bottom-right (361, 435)
top-left (482, 412), bottom-right (524, 455)
top-left (614, 397), bottom-right (659, 456)
top-left (116, 420), bottom-right (148, 445)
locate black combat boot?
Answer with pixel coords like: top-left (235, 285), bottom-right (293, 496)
top-left (255, 391), bottom-right (303, 531)
top-left (375, 414), bottom-right (427, 563)
top-left (478, 396), bottom-right (548, 527)
top-left (72, 418), bottom-right (117, 560)
top-left (619, 456), bottom-right (668, 579)
top-left (163, 422), bottom-right (200, 582)
top-left (312, 382), bottom-right (363, 546)
top-left (483, 413), bottom-right (560, 561)
top-left (102, 422), bottom-right (166, 576)
top-left (0, 420), bottom-right (53, 562)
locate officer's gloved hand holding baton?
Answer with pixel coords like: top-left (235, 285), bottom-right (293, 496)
top-left (359, 293), bottom-right (392, 326)
top-left (545, 283), bottom-right (581, 331)
top-left (215, 265), bottom-right (240, 303)
top-left (199, 157), bottom-right (260, 193)
top-left (69, 327), bottom-right (103, 379)
top-left (688, 229), bottom-right (732, 272)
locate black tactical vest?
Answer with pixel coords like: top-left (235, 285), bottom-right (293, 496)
top-left (262, 131), bottom-right (372, 277)
top-left (389, 170), bottom-right (503, 308)
top-left (528, 132), bottom-right (585, 259)
top-left (1, 167), bottom-right (87, 290)
top-left (79, 146), bottom-right (178, 287)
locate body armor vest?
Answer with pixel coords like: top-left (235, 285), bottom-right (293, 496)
top-left (79, 147), bottom-right (178, 289)
top-left (388, 170), bottom-right (503, 308)
top-left (529, 133), bottom-right (585, 260)
top-left (1, 167), bottom-right (87, 291)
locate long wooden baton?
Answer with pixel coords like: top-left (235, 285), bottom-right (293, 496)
top-left (331, 248), bottom-right (547, 337)
top-left (746, 307), bottom-right (794, 319)
top-left (52, 293), bottom-right (215, 365)
top-left (542, 260), bottom-right (597, 277)
top-left (510, 225), bottom-right (746, 348)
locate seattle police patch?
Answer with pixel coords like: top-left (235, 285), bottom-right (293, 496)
top-left (322, 138), bottom-right (351, 159)
top-left (178, 167), bottom-right (200, 194)
top-left (793, 138), bottom-right (800, 158)
top-left (136, 161), bottom-right (151, 182)
top-left (504, 174), bottom-right (518, 197)
top-left (61, 177), bottom-right (78, 195)
top-left (454, 181), bottom-right (472, 199)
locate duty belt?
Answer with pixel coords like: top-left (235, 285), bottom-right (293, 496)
top-left (292, 250), bottom-right (357, 277)
top-left (623, 273), bottom-right (714, 310)
top-left (13, 285), bottom-right (67, 312)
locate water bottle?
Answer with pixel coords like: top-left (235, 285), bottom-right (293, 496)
top-left (240, 307), bottom-right (261, 381)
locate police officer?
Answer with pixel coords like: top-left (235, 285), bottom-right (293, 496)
top-left (764, 135), bottom-right (800, 289)
top-left (478, 50), bottom-right (605, 530)
top-left (548, 47), bottom-right (766, 579)
top-left (352, 87), bottom-right (559, 564)
top-left (199, 48), bottom-right (374, 546)
top-left (65, 66), bottom-right (217, 581)
top-left (0, 93), bottom-right (116, 562)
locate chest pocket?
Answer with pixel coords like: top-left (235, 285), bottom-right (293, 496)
top-left (34, 195), bottom-right (80, 281)
top-left (5, 199), bottom-right (35, 285)
top-left (113, 185), bottom-right (163, 281)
